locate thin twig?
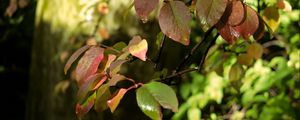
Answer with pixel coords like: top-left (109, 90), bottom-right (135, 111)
top-left (154, 34), bottom-right (166, 69)
top-left (257, 0), bottom-right (260, 13)
top-left (99, 44), bottom-right (121, 54)
top-left (198, 33), bottom-right (219, 71)
top-left (92, 16), bottom-right (103, 37)
top-left (176, 27), bottom-right (214, 71)
top-left (153, 67), bottom-right (199, 83)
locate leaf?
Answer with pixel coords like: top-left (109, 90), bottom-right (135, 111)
top-left (75, 47), bottom-right (104, 85)
top-left (64, 45), bottom-right (91, 74)
top-left (262, 6), bottom-right (280, 32)
top-left (136, 86), bottom-right (162, 120)
top-left (277, 0), bottom-right (292, 12)
top-left (134, 0), bottom-right (159, 23)
top-left (247, 43), bottom-right (263, 60)
top-left (234, 6), bottom-right (259, 39)
top-left (108, 74), bottom-right (126, 86)
top-left (77, 73), bottom-right (107, 102)
top-left (107, 88), bottom-right (128, 112)
top-left (229, 63), bottom-right (244, 81)
top-left (228, 0), bottom-right (246, 26)
top-left (144, 82), bottom-right (178, 112)
top-left (5, 0), bottom-right (17, 17)
top-left (76, 92), bottom-right (96, 118)
top-left (109, 60), bottom-right (126, 76)
top-left (196, 0), bottom-right (228, 26)
top-left (158, 1), bottom-right (191, 45)
top-left (237, 53), bottom-right (253, 66)
top-left (128, 36), bottom-right (148, 61)
top-left (217, 23), bottom-right (239, 44)
top-left (94, 84), bottom-right (111, 112)
top-left (113, 42), bottom-right (127, 52)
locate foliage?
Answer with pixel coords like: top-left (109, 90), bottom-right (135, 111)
top-left (64, 0), bottom-right (300, 119)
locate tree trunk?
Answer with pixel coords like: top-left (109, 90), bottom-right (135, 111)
top-left (26, 1), bottom-right (76, 120)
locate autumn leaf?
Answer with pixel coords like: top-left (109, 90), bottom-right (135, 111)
top-left (228, 0), bottom-right (246, 26)
top-left (234, 6), bottom-right (259, 39)
top-left (107, 88), bottom-right (128, 112)
top-left (263, 6), bottom-right (280, 32)
top-left (64, 45), bottom-right (91, 74)
top-left (158, 1), bottom-right (191, 45)
top-left (76, 92), bottom-right (96, 118)
top-left (94, 84), bottom-right (111, 112)
top-left (75, 47), bottom-right (104, 85)
top-left (196, 0), bottom-right (228, 26)
top-left (134, 0), bottom-right (159, 23)
top-left (128, 36), bottom-right (148, 61)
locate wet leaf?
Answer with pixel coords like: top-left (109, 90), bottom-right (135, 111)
top-left (94, 84), bottom-right (111, 112)
top-left (196, 0), bottom-right (228, 26)
top-left (136, 86), bottom-right (162, 120)
top-left (144, 82), bottom-right (178, 112)
top-left (128, 36), bottom-right (148, 61)
top-left (76, 92), bottom-right (96, 118)
top-left (134, 0), bottom-right (159, 23)
top-left (107, 88), bottom-right (128, 112)
top-left (75, 47), bottom-right (104, 85)
top-left (158, 1), bottom-right (191, 45)
top-left (64, 45), bottom-right (91, 74)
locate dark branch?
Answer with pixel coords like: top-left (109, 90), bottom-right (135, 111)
top-left (198, 33), bottom-right (219, 71)
top-left (154, 67), bottom-right (199, 84)
top-left (176, 27), bottom-right (214, 71)
top-left (92, 16), bottom-right (103, 37)
top-left (154, 34), bottom-right (166, 69)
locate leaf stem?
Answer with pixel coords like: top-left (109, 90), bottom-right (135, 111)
top-left (154, 34), bottom-right (166, 68)
top-left (175, 27), bottom-right (214, 71)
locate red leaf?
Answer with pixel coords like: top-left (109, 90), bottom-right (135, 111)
top-left (233, 6), bottom-right (259, 39)
top-left (107, 88), bottom-right (128, 112)
top-left (158, 1), bottom-right (192, 45)
top-left (134, 0), bottom-right (159, 23)
top-left (217, 23), bottom-right (239, 44)
top-left (253, 16), bottom-right (265, 40)
top-left (228, 0), bottom-right (246, 26)
top-left (64, 45), bottom-right (91, 74)
top-left (77, 73), bottom-right (106, 102)
top-left (196, 0), bottom-right (228, 26)
top-left (75, 47), bottom-right (104, 85)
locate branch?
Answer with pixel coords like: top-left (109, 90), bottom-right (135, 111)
top-left (91, 16), bottom-right (103, 37)
top-left (198, 33), bottom-right (219, 71)
top-left (154, 67), bottom-right (199, 84)
top-left (154, 34), bottom-right (166, 69)
top-left (176, 27), bottom-right (214, 71)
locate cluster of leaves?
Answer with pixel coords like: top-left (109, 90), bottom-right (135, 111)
top-left (135, 0), bottom-right (265, 45)
top-left (64, 0), bottom-right (299, 119)
top-left (64, 36), bottom-right (178, 119)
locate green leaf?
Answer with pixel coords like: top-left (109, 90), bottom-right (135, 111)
top-left (196, 0), bottom-right (228, 26)
top-left (107, 88), bottom-right (128, 112)
top-left (108, 74), bottom-right (126, 86)
top-left (144, 82), bottom-right (178, 112)
top-left (136, 86), bottom-right (162, 120)
top-left (64, 45), bottom-right (91, 74)
top-left (158, 1), bottom-right (191, 45)
top-left (263, 6), bottom-right (280, 32)
top-left (94, 84), bottom-right (111, 112)
top-left (76, 92), bottom-right (96, 118)
top-left (187, 107), bottom-right (201, 120)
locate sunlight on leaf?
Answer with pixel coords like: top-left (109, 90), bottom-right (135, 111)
top-left (144, 82), bottom-right (178, 112)
top-left (107, 88), bottom-right (128, 112)
top-left (128, 37), bottom-right (148, 61)
top-left (136, 86), bottom-right (162, 120)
